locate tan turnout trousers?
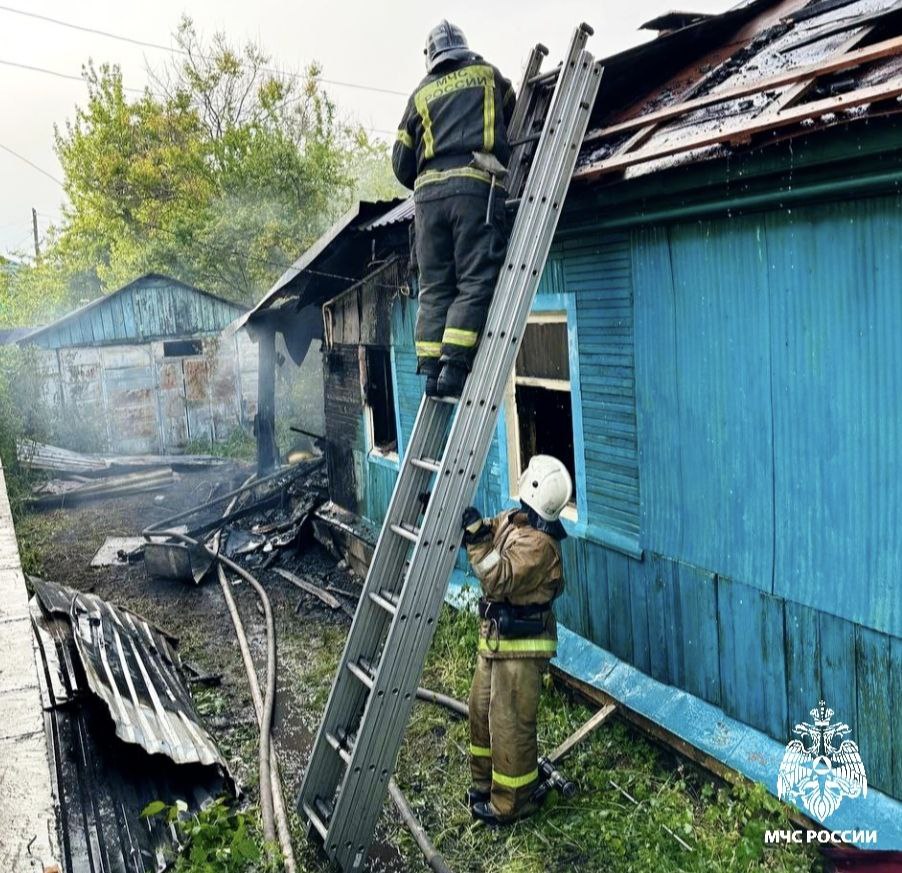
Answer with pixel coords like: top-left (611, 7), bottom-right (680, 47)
top-left (465, 509), bottom-right (564, 819)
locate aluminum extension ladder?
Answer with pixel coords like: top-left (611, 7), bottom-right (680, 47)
top-left (299, 25), bottom-right (603, 871)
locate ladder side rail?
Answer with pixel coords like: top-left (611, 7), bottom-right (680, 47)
top-left (299, 399), bottom-right (451, 809)
top-left (325, 52), bottom-right (599, 861)
top-left (324, 56), bottom-right (602, 865)
top-left (507, 24), bottom-right (592, 199)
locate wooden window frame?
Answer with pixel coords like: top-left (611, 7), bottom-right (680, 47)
top-left (504, 311), bottom-right (578, 522)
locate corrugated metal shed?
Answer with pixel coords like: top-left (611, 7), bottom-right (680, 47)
top-left (21, 273), bottom-right (247, 350)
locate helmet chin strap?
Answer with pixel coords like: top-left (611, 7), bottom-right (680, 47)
top-left (519, 500), bottom-right (568, 540)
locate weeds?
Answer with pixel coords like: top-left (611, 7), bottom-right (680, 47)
top-left (389, 605), bottom-right (824, 873)
top-left (142, 798), bottom-right (280, 872)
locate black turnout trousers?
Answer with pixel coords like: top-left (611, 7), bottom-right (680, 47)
top-left (414, 189), bottom-right (510, 372)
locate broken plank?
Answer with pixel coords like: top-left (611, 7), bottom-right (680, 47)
top-left (273, 568), bottom-right (342, 610)
top-left (548, 703), bottom-right (617, 763)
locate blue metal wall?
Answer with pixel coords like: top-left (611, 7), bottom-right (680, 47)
top-left (26, 274), bottom-right (246, 349)
top-left (361, 195), bottom-right (902, 801)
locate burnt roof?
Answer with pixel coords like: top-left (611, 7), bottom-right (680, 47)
top-left (640, 11), bottom-right (716, 31)
top-left (577, 0), bottom-right (902, 183)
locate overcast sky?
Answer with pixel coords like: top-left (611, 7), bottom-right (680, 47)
top-left (0, 0), bottom-right (734, 256)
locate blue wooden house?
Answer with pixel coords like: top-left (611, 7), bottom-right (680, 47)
top-left (241, 0), bottom-right (902, 846)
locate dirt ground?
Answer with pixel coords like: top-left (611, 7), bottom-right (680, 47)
top-left (16, 463), bottom-right (408, 871)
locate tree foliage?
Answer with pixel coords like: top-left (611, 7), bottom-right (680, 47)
top-left (2, 17), bottom-right (402, 324)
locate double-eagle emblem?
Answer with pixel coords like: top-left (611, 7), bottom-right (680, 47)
top-left (777, 700), bottom-right (867, 820)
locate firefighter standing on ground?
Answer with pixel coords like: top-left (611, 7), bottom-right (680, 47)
top-left (392, 21), bottom-right (515, 398)
top-left (461, 455), bottom-right (572, 825)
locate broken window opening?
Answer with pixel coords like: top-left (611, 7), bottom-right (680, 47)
top-left (364, 346), bottom-right (398, 456)
top-left (163, 339), bottom-right (203, 358)
top-left (507, 314), bottom-right (577, 515)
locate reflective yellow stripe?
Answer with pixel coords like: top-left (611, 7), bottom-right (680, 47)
top-left (414, 167), bottom-right (498, 191)
top-left (416, 341), bottom-right (442, 358)
top-left (483, 80), bottom-right (494, 152)
top-left (469, 744), bottom-right (492, 758)
top-left (396, 129), bottom-right (413, 149)
top-left (414, 65), bottom-right (494, 160)
top-left (478, 638), bottom-right (556, 654)
top-left (492, 767), bottom-right (539, 789)
top-left (442, 327), bottom-right (478, 348)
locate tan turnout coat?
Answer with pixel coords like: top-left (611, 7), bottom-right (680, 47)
top-left (465, 509), bottom-right (564, 659)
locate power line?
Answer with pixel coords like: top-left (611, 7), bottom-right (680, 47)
top-left (0, 142), bottom-right (63, 185)
top-left (0, 4), bottom-right (408, 97)
top-left (0, 57), bottom-right (145, 93)
top-left (0, 55), bottom-right (394, 139)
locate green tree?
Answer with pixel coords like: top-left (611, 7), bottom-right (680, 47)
top-left (1, 17), bottom-right (402, 324)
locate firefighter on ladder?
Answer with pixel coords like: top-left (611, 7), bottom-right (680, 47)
top-left (392, 21), bottom-right (516, 398)
top-left (461, 455), bottom-right (572, 825)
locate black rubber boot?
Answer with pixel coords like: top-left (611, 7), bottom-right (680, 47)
top-left (436, 362), bottom-right (467, 398)
top-left (466, 788), bottom-right (490, 809)
top-left (471, 801), bottom-right (506, 826)
top-left (421, 361), bottom-right (440, 397)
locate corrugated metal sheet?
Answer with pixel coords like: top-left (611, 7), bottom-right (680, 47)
top-left (565, 234), bottom-right (641, 545)
top-left (31, 577), bottom-right (227, 768)
top-left (30, 581), bottom-right (231, 872)
top-left (22, 274), bottom-right (247, 350)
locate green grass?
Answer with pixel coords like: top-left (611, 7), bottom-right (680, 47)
top-left (184, 427), bottom-right (256, 461)
top-left (388, 605), bottom-right (823, 873)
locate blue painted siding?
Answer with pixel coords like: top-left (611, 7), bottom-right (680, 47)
top-left (359, 196), bottom-right (902, 801)
top-left (565, 234), bottom-right (640, 549)
top-left (633, 218), bottom-right (775, 590)
top-left (633, 200), bottom-right (901, 638)
top-left (26, 274), bottom-right (246, 349)
top-left (765, 199), bottom-right (902, 638)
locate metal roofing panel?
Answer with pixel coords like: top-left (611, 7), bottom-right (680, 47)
top-left (30, 586), bottom-right (230, 873)
top-left (31, 576), bottom-right (227, 768)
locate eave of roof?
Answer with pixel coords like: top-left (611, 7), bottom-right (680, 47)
top-left (230, 198), bottom-right (406, 332)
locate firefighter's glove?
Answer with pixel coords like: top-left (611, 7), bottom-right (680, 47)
top-left (461, 506), bottom-right (490, 544)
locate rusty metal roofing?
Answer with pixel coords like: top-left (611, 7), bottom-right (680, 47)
top-left (30, 576), bottom-right (227, 768)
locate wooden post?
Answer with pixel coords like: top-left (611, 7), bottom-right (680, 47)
top-left (31, 208), bottom-right (40, 261)
top-left (256, 323), bottom-right (278, 474)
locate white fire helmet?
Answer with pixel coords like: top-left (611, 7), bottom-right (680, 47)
top-left (518, 455), bottom-right (573, 521)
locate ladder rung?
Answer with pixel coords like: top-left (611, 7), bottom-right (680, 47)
top-left (528, 66), bottom-right (559, 86)
top-left (429, 394), bottom-right (459, 406)
top-left (368, 589), bottom-right (398, 615)
top-left (346, 659), bottom-right (374, 689)
top-left (326, 731), bottom-right (352, 763)
top-left (390, 523), bottom-right (420, 543)
top-left (410, 456), bottom-right (441, 473)
top-left (510, 132), bottom-right (542, 147)
top-left (302, 802), bottom-right (328, 840)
